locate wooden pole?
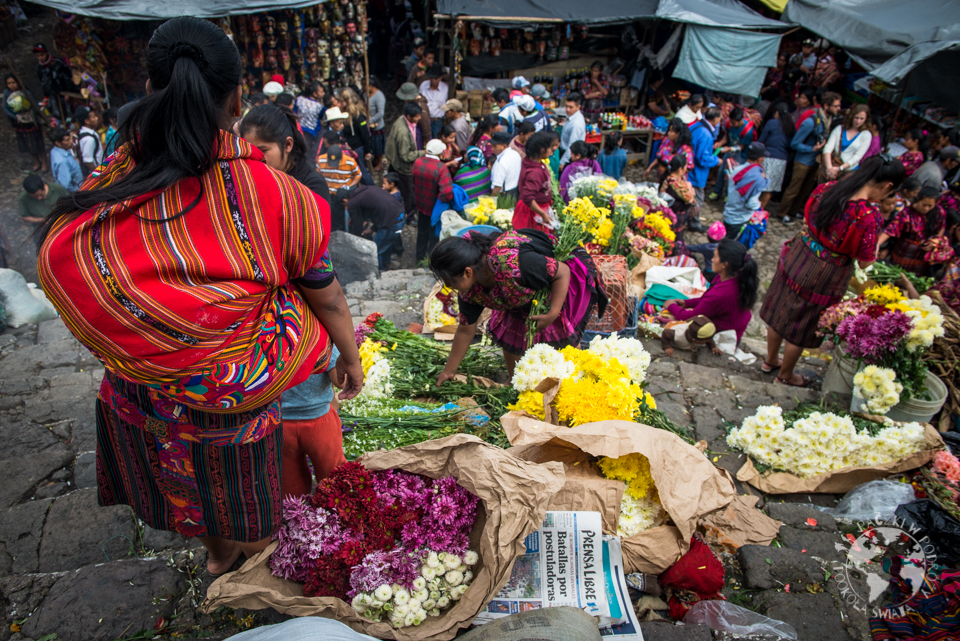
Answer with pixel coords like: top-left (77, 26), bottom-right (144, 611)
top-left (361, 0), bottom-right (370, 116)
top-left (890, 70), bottom-right (913, 144)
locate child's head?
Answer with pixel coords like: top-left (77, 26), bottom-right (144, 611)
top-left (382, 172), bottom-right (400, 191)
top-left (603, 131), bottom-right (623, 154)
top-left (904, 128), bottom-right (929, 155)
top-left (525, 131), bottom-right (553, 161)
top-left (684, 316), bottom-right (717, 345)
top-left (878, 193), bottom-right (900, 217)
top-left (515, 120), bottom-right (536, 144)
top-left (569, 140), bottom-right (592, 162)
top-left (440, 123), bottom-right (456, 146)
top-left (900, 176), bottom-right (922, 202)
top-left (667, 153), bottom-right (687, 174)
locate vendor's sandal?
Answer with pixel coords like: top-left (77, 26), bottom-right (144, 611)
top-left (760, 360), bottom-right (781, 374)
top-left (774, 374), bottom-right (812, 388)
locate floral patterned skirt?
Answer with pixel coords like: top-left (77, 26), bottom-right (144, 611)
top-left (489, 251), bottom-right (606, 356)
top-left (96, 371), bottom-right (282, 541)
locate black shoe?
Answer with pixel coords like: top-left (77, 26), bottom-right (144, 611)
top-left (687, 219), bottom-right (707, 233)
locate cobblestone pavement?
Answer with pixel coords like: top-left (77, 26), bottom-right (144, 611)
top-left (0, 17), bottom-right (875, 641)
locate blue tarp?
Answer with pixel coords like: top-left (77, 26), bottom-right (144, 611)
top-left (673, 25), bottom-right (782, 97)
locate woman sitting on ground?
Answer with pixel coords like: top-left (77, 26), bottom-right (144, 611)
top-left (877, 186), bottom-right (950, 275)
top-left (661, 238), bottom-right (757, 346)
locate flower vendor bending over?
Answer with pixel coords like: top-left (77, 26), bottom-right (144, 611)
top-left (431, 229), bottom-right (607, 382)
top-left (662, 239), bottom-right (757, 345)
top-left (876, 185), bottom-right (951, 275)
top-left (760, 156), bottom-right (905, 387)
top-left (36, 18), bottom-right (363, 576)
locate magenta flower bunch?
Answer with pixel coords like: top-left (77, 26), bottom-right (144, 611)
top-left (270, 496), bottom-right (344, 582)
top-left (818, 298), bottom-right (869, 337)
top-left (835, 310), bottom-right (913, 362)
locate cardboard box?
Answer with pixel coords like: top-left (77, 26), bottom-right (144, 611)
top-left (456, 90), bottom-right (468, 102)
top-left (467, 89), bottom-right (489, 118)
top-left (620, 87), bottom-right (638, 107)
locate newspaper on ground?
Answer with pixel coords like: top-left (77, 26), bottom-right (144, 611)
top-left (473, 511), bottom-right (643, 640)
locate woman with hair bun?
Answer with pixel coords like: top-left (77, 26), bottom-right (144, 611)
top-left (37, 17), bottom-right (362, 575)
top-left (429, 229), bottom-right (607, 381)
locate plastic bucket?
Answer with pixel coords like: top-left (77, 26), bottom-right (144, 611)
top-left (886, 370), bottom-right (949, 424)
top-left (821, 347), bottom-right (858, 397)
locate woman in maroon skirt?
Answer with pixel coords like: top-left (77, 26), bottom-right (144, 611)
top-left (760, 155), bottom-right (905, 387)
top-left (430, 229), bottom-right (607, 381)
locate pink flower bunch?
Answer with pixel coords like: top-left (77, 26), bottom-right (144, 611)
top-left (835, 310), bottom-right (912, 362)
top-left (818, 299), bottom-right (869, 337)
top-left (354, 322), bottom-right (373, 347)
top-left (934, 451), bottom-right (960, 483)
top-left (349, 548), bottom-right (424, 596)
top-left (270, 496), bottom-right (344, 582)
top-left (398, 475), bottom-right (479, 555)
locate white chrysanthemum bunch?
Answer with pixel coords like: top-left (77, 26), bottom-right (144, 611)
top-left (425, 295), bottom-right (457, 330)
top-left (617, 494), bottom-right (662, 537)
top-left (511, 343), bottom-right (575, 392)
top-left (899, 296), bottom-right (945, 351)
top-left (350, 358), bottom-right (393, 401)
top-left (351, 549), bottom-right (479, 627)
top-left (727, 405), bottom-right (927, 478)
top-left (588, 332), bottom-right (651, 385)
top-left (491, 209), bottom-right (514, 230)
top-left (853, 365), bottom-right (903, 415)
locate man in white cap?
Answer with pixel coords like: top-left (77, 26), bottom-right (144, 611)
top-left (412, 139), bottom-right (454, 261)
top-left (263, 81), bottom-right (284, 102)
top-left (442, 99), bottom-right (470, 151)
top-left (517, 95), bottom-right (547, 133)
top-left (510, 75), bottom-right (531, 100)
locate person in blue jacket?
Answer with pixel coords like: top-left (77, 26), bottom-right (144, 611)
top-left (687, 106), bottom-right (723, 233)
top-left (776, 91), bottom-right (841, 224)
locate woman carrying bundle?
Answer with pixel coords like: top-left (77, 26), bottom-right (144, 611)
top-left (660, 155), bottom-right (697, 241)
top-left (431, 230), bottom-right (607, 381)
top-left (36, 18), bottom-right (363, 575)
top-left (876, 185), bottom-right (951, 275)
top-left (760, 155), bottom-right (905, 387)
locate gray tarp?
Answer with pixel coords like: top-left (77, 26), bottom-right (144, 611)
top-left (867, 41), bottom-right (960, 113)
top-left (437, 0), bottom-right (785, 28)
top-left (656, 0), bottom-right (785, 29)
top-left (25, 0), bottom-right (325, 20)
top-left (783, 0), bottom-right (960, 70)
top-left (673, 25), bottom-right (781, 96)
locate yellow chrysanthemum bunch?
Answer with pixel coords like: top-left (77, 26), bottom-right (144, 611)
top-left (597, 453), bottom-right (663, 537)
top-left (466, 196), bottom-right (496, 224)
top-left (554, 374), bottom-right (642, 426)
top-left (359, 338), bottom-right (385, 376)
top-left (886, 295), bottom-right (946, 351)
top-left (590, 216), bottom-right (615, 246)
top-left (641, 212), bottom-right (676, 243)
top-left (508, 390), bottom-right (545, 420)
top-left (631, 205), bottom-right (646, 220)
top-left (598, 178), bottom-right (619, 200)
top-left (564, 197), bottom-right (605, 233)
top-left (864, 284), bottom-right (904, 306)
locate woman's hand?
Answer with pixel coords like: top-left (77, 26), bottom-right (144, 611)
top-left (334, 358), bottom-right (365, 400)
top-left (710, 346), bottom-right (722, 356)
top-left (529, 310), bottom-right (559, 332)
top-left (663, 298), bottom-right (681, 310)
top-left (436, 369), bottom-right (457, 387)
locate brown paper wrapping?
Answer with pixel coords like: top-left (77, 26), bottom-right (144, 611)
top-left (501, 412), bottom-right (738, 574)
top-left (627, 253), bottom-right (663, 299)
top-left (699, 495), bottom-right (782, 554)
top-left (735, 423), bottom-right (945, 494)
top-left (201, 434), bottom-right (566, 641)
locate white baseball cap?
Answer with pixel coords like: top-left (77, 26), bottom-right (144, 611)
top-left (512, 76), bottom-right (530, 89)
top-left (425, 139), bottom-right (446, 156)
top-left (263, 81), bottom-right (284, 96)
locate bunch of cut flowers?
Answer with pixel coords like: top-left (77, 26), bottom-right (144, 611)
top-left (628, 205), bottom-right (676, 255)
top-left (508, 334), bottom-right (689, 440)
top-left (818, 284), bottom-right (945, 401)
top-left (726, 404), bottom-right (928, 478)
top-left (566, 175), bottom-right (620, 209)
top-left (270, 462), bottom-right (480, 628)
top-left (915, 451), bottom-right (960, 521)
top-left (598, 453), bottom-right (665, 536)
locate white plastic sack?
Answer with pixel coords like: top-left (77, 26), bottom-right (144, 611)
top-left (439, 210), bottom-right (472, 240)
top-left (819, 480), bottom-right (917, 523)
top-left (0, 269), bottom-right (58, 327)
top-left (715, 330), bottom-right (757, 364)
top-left (644, 265), bottom-right (707, 298)
top-left (684, 601), bottom-right (797, 640)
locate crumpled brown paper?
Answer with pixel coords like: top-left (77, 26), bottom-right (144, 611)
top-left (627, 252), bottom-right (663, 299)
top-left (736, 423), bottom-right (945, 494)
top-left (201, 434), bottom-right (566, 641)
top-left (698, 495), bottom-right (782, 554)
top-left (501, 412), bottom-right (737, 574)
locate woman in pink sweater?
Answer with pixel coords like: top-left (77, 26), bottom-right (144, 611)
top-left (663, 239), bottom-right (757, 344)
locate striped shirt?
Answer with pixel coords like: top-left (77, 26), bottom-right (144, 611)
top-left (316, 154), bottom-right (362, 193)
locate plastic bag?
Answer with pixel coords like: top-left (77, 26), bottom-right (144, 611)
top-left (0, 269), bottom-right (58, 327)
top-left (819, 480), bottom-right (916, 523)
top-left (895, 499), bottom-right (960, 566)
top-left (683, 601), bottom-right (798, 640)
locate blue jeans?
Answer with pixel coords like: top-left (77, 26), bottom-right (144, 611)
top-left (373, 218), bottom-right (405, 269)
top-left (430, 118), bottom-right (443, 140)
top-left (353, 145), bottom-right (374, 186)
